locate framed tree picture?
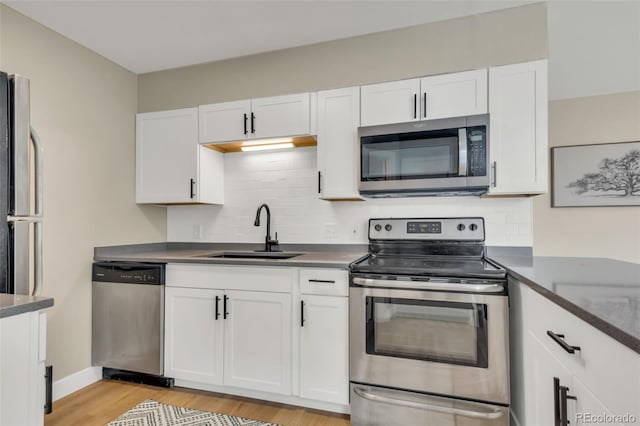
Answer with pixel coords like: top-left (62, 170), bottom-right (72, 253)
top-left (552, 141), bottom-right (640, 207)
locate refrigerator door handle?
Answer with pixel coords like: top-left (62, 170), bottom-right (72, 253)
top-left (30, 126), bottom-right (43, 296)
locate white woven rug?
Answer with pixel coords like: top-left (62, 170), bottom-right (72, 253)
top-left (107, 399), bottom-right (280, 426)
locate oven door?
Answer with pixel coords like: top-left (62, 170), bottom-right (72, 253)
top-left (350, 283), bottom-right (509, 404)
top-left (350, 383), bottom-right (509, 426)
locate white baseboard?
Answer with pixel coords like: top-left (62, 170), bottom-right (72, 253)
top-left (52, 366), bottom-right (102, 401)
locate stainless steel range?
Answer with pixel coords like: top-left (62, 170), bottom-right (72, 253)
top-left (349, 217), bottom-right (509, 426)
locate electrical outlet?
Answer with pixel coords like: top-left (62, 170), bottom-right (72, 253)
top-left (192, 224), bottom-right (202, 240)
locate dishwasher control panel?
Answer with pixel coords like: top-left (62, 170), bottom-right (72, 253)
top-left (92, 262), bottom-right (165, 285)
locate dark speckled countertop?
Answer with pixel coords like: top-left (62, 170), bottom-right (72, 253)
top-left (490, 255), bottom-right (640, 354)
top-left (0, 294), bottom-right (54, 319)
top-left (95, 243), bottom-right (640, 354)
top-left (94, 242), bottom-right (368, 269)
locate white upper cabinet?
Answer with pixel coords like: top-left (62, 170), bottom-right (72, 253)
top-left (488, 60), bottom-right (548, 195)
top-left (199, 93), bottom-right (313, 144)
top-left (361, 69), bottom-right (488, 127)
top-left (199, 100), bottom-right (251, 144)
top-left (360, 78), bottom-right (420, 126)
top-left (317, 86), bottom-right (362, 200)
top-left (136, 108), bottom-right (224, 205)
top-left (420, 69), bottom-right (487, 120)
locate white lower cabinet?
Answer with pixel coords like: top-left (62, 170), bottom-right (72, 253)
top-left (224, 290), bottom-right (291, 395)
top-left (510, 279), bottom-right (640, 426)
top-left (164, 264), bottom-right (349, 412)
top-left (299, 295), bottom-right (349, 404)
top-left (164, 286), bottom-right (291, 394)
top-left (164, 287), bottom-right (224, 385)
top-left (0, 311), bottom-right (47, 426)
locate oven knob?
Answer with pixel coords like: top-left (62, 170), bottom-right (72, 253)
top-left (470, 224), bottom-right (478, 231)
top-left (374, 224), bottom-right (382, 231)
top-left (457, 224), bottom-right (466, 231)
top-left (385, 224), bottom-right (392, 231)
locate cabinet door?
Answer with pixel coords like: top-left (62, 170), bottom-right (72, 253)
top-left (488, 60), bottom-right (548, 194)
top-left (0, 312), bottom-right (43, 426)
top-left (420, 69), bottom-right (487, 120)
top-left (199, 100), bottom-right (251, 143)
top-left (299, 295), bottom-right (349, 404)
top-left (164, 287), bottom-right (224, 385)
top-left (250, 93), bottom-right (310, 140)
top-left (360, 78), bottom-right (420, 126)
top-left (224, 290), bottom-right (291, 395)
top-left (317, 87), bottom-right (362, 200)
top-left (136, 108), bottom-right (198, 203)
top-left (571, 376), bottom-right (623, 426)
top-left (523, 330), bottom-right (573, 426)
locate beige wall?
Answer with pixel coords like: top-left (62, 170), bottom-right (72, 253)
top-left (138, 2), bottom-right (547, 112)
top-left (533, 92), bottom-right (640, 263)
top-left (0, 5), bottom-right (167, 380)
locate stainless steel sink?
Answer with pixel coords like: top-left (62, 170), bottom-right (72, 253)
top-left (196, 251), bottom-right (303, 260)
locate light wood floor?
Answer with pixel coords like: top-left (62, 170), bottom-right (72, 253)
top-left (45, 380), bottom-right (350, 426)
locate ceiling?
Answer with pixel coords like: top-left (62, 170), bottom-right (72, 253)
top-left (3, 0), bottom-right (536, 74)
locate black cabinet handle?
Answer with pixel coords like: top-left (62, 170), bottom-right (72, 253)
top-left (243, 113), bottom-right (248, 135)
top-left (250, 112), bottom-right (255, 134)
top-left (423, 92), bottom-right (427, 118)
top-left (560, 383), bottom-right (577, 426)
top-left (190, 178), bottom-right (196, 199)
top-left (223, 295), bottom-right (229, 319)
top-left (413, 94), bottom-right (417, 119)
top-left (547, 331), bottom-right (581, 354)
top-left (553, 377), bottom-right (561, 426)
top-left (308, 279), bottom-right (335, 284)
top-left (215, 296), bottom-right (220, 320)
top-left (300, 300), bottom-right (305, 327)
top-left (318, 171), bottom-right (322, 194)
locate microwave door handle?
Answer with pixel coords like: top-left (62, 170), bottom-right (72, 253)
top-left (353, 387), bottom-right (504, 420)
top-left (458, 128), bottom-right (467, 176)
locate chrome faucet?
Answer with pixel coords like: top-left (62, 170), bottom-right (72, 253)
top-left (254, 203), bottom-right (279, 252)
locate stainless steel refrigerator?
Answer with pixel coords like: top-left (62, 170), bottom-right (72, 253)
top-left (0, 71), bottom-right (43, 296)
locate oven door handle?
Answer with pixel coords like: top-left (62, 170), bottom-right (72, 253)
top-left (353, 387), bottom-right (504, 420)
top-left (351, 277), bottom-right (504, 293)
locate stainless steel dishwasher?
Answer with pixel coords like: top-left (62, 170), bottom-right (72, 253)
top-left (92, 261), bottom-right (172, 386)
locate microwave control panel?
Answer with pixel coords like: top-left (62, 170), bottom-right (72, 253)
top-left (467, 127), bottom-right (487, 177)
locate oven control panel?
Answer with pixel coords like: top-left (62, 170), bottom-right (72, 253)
top-left (369, 218), bottom-right (484, 241)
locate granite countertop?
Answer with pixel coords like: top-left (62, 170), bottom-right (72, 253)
top-left (0, 294), bottom-right (54, 319)
top-left (94, 242), bottom-right (640, 354)
top-left (94, 242), bottom-right (368, 269)
top-left (491, 255), bottom-right (640, 354)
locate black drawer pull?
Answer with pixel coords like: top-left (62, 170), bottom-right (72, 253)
top-left (547, 330), bottom-right (581, 354)
top-left (223, 295), bottom-right (229, 319)
top-left (215, 296), bottom-right (220, 320)
top-left (308, 279), bottom-right (335, 284)
top-left (300, 300), bottom-right (305, 327)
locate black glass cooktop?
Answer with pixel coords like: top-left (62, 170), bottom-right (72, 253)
top-left (350, 255), bottom-right (506, 280)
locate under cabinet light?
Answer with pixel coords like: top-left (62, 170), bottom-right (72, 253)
top-left (240, 143), bottom-right (295, 152)
top-left (242, 138), bottom-right (293, 146)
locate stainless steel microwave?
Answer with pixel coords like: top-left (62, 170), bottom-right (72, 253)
top-left (358, 115), bottom-right (489, 197)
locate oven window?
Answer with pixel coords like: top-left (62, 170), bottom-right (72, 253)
top-left (361, 130), bottom-right (459, 181)
top-left (365, 297), bottom-right (488, 368)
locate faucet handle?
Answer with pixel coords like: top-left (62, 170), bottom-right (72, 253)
top-left (267, 232), bottom-right (279, 247)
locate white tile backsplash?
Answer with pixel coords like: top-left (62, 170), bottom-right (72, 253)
top-left (168, 147), bottom-right (533, 246)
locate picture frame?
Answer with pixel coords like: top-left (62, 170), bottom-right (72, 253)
top-left (552, 141), bottom-right (640, 207)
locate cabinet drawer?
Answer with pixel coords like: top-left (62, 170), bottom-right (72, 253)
top-left (521, 284), bottom-right (640, 416)
top-left (166, 263), bottom-right (293, 293)
top-left (300, 268), bottom-right (348, 296)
